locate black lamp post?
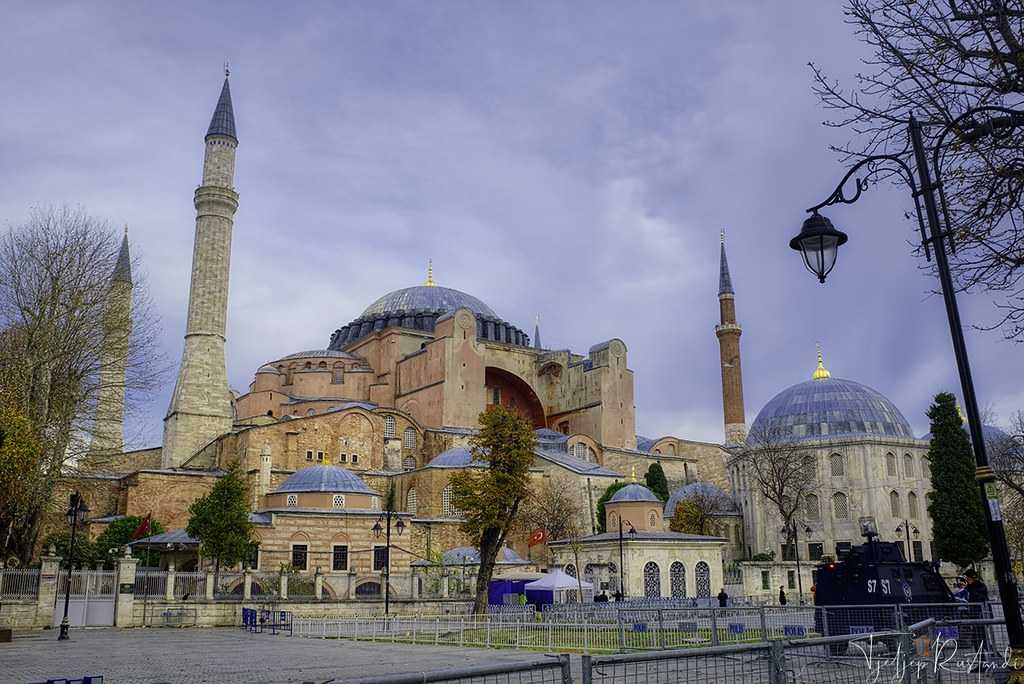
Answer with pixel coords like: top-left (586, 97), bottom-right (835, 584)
top-left (58, 492), bottom-right (89, 641)
top-left (372, 511), bottom-right (405, 615)
top-left (895, 521), bottom-right (920, 561)
top-left (616, 517), bottom-right (637, 599)
top-left (793, 106), bottom-right (1024, 668)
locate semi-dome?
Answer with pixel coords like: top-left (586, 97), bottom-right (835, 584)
top-left (750, 353), bottom-right (914, 443)
top-left (664, 483), bottom-right (738, 519)
top-left (274, 465), bottom-right (377, 495)
top-left (361, 285), bottom-right (498, 320)
top-left (609, 483), bottom-right (660, 503)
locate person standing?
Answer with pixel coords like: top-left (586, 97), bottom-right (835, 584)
top-left (778, 586), bottom-right (787, 606)
top-left (717, 588), bottom-right (729, 607)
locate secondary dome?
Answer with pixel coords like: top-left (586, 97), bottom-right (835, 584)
top-left (274, 465), bottom-right (377, 495)
top-left (664, 483), bottom-right (738, 519)
top-left (750, 368), bottom-right (914, 443)
top-left (609, 483), bottom-right (660, 503)
top-left (361, 285), bottom-right (498, 320)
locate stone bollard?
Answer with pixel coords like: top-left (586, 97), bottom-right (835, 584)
top-left (279, 573), bottom-right (288, 600)
top-left (205, 570), bottom-right (215, 601)
top-left (243, 569), bottom-right (252, 601)
top-left (115, 547), bottom-right (138, 627)
top-left (314, 571), bottom-right (323, 601)
top-left (411, 568), bottom-right (419, 600)
top-left (35, 549), bottom-right (63, 629)
top-left (441, 572), bottom-right (450, 599)
top-left (165, 562), bottom-right (176, 601)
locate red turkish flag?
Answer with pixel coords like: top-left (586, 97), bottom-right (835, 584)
top-left (527, 528), bottom-right (547, 547)
top-left (131, 513), bottom-right (152, 540)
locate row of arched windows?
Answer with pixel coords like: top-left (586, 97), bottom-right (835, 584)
top-left (890, 490), bottom-right (920, 518)
top-left (803, 490), bottom-right (920, 521)
top-left (639, 560), bottom-right (711, 598)
top-left (829, 452), bottom-right (931, 480)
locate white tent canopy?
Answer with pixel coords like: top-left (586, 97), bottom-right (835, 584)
top-left (525, 569), bottom-right (593, 592)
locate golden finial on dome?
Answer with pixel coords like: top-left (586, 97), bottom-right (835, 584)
top-left (812, 342), bottom-right (831, 380)
top-left (425, 259), bottom-right (436, 287)
top-left (630, 464), bottom-right (637, 483)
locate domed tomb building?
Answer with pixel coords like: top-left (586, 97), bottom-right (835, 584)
top-left (731, 351), bottom-right (935, 573)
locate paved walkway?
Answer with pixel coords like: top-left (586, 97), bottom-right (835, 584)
top-left (4, 627), bottom-right (545, 683)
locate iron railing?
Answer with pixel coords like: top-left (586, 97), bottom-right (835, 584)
top-left (0, 568), bottom-right (40, 600)
top-left (332, 654), bottom-right (572, 684)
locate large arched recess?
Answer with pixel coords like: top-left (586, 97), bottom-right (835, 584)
top-left (485, 367), bottom-right (546, 428)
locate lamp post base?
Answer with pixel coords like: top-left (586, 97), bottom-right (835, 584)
top-left (57, 618), bottom-right (69, 641)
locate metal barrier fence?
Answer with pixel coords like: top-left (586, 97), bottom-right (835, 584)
top-left (173, 571), bottom-right (204, 600)
top-left (55, 570), bottom-right (115, 597)
top-left (133, 569), bottom-right (167, 597)
top-left (0, 568), bottom-right (40, 600)
top-left (333, 655), bottom-right (572, 684)
top-left (213, 572), bottom-right (246, 599)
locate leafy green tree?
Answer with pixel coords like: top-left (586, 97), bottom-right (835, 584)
top-left (0, 395), bottom-right (43, 561)
top-left (595, 482), bottom-right (628, 533)
top-left (927, 392), bottom-right (989, 568)
top-left (186, 461), bottom-right (253, 579)
top-left (41, 530), bottom-right (96, 568)
top-left (93, 516), bottom-right (165, 568)
top-left (449, 405), bottom-right (536, 614)
top-left (644, 462), bottom-right (670, 501)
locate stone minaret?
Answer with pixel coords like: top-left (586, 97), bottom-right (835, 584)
top-left (715, 232), bottom-right (746, 444)
top-left (88, 228), bottom-right (133, 462)
top-left (162, 73), bottom-right (239, 468)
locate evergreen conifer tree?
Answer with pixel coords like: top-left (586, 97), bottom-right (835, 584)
top-left (186, 461), bottom-right (253, 580)
top-left (926, 392), bottom-right (989, 567)
top-left (644, 462), bottom-right (670, 501)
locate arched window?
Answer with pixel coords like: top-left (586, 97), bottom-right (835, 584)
top-left (403, 427), bottom-right (417, 449)
top-left (587, 446), bottom-right (597, 463)
top-left (573, 443), bottom-right (587, 460)
top-left (318, 361), bottom-right (327, 369)
top-left (832, 492), bottom-right (849, 519)
top-left (384, 416), bottom-right (396, 439)
top-left (332, 364), bottom-right (344, 384)
top-left (904, 454), bottom-right (914, 477)
top-left (286, 494), bottom-right (298, 507)
top-left (829, 453), bottom-right (845, 477)
top-left (306, 408), bottom-right (316, 416)
top-left (695, 561), bottom-right (711, 598)
top-left (402, 455), bottom-right (416, 470)
top-left (649, 511), bottom-right (658, 528)
top-left (564, 563), bottom-right (578, 578)
top-left (643, 561), bottom-right (661, 598)
top-left (332, 494), bottom-right (345, 509)
top-left (922, 458), bottom-right (931, 480)
top-left (804, 493), bottom-right (820, 521)
top-left (886, 453), bottom-right (897, 477)
top-left (890, 491), bottom-right (901, 517)
top-left (908, 491), bottom-right (919, 519)
top-left (670, 561), bottom-right (686, 598)
top-left (442, 484), bottom-right (461, 518)
top-left (407, 488), bottom-right (417, 515)
top-left (666, 443), bottom-right (676, 456)
top-left (608, 510), bottom-right (619, 530)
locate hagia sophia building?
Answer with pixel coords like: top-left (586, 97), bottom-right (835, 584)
top-left (54, 73), bottom-right (978, 600)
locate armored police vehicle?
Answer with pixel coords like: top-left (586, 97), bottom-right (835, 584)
top-left (813, 518), bottom-right (963, 650)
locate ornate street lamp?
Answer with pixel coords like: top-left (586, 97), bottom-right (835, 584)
top-left (373, 511), bottom-right (405, 615)
top-left (780, 522), bottom-right (813, 605)
top-left (58, 492), bottom-right (89, 641)
top-left (793, 107), bottom-right (1024, 671)
top-left (895, 522), bottom-right (921, 561)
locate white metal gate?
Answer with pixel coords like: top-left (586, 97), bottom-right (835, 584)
top-left (52, 570), bottom-right (116, 627)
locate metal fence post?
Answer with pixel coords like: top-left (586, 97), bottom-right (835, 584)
top-left (898, 632), bottom-right (914, 684)
top-left (768, 640), bottom-right (785, 684)
top-left (657, 609), bottom-right (664, 649)
top-left (435, 617), bottom-right (440, 645)
top-left (710, 608), bottom-right (720, 646)
top-left (581, 654), bottom-right (593, 684)
top-left (558, 653), bottom-right (572, 684)
top-left (584, 618), bottom-right (590, 653)
top-left (486, 618), bottom-right (491, 648)
top-left (617, 610), bottom-right (625, 651)
top-left (759, 605), bottom-right (768, 641)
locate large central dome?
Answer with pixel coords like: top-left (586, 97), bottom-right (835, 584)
top-left (361, 285), bottom-right (498, 320)
top-left (749, 375), bottom-right (915, 443)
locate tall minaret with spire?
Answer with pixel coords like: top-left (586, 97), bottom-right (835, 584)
top-left (163, 70), bottom-right (239, 468)
top-left (88, 227), bottom-right (133, 463)
top-left (533, 314), bottom-right (542, 350)
top-left (715, 231), bottom-right (746, 444)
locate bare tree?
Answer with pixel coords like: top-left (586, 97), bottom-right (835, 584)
top-left (734, 425), bottom-right (818, 557)
top-left (667, 483), bottom-right (733, 536)
top-left (811, 1), bottom-right (1024, 339)
top-left (519, 476), bottom-right (584, 555)
top-left (0, 207), bottom-right (163, 562)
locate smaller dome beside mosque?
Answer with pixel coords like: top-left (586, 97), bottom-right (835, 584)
top-left (663, 482), bottom-right (739, 519)
top-left (609, 483), bottom-right (661, 504)
top-left (749, 348), bottom-right (915, 443)
top-left (274, 465), bottom-right (377, 495)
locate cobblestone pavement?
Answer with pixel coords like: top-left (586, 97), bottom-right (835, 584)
top-left (4, 627), bottom-right (547, 683)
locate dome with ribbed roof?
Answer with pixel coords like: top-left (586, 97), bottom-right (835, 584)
top-left (609, 483), bottom-right (660, 503)
top-left (274, 465), bottom-right (377, 495)
top-left (361, 285), bottom-right (498, 320)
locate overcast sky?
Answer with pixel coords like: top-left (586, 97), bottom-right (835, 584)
top-left (3, 1), bottom-right (1022, 449)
